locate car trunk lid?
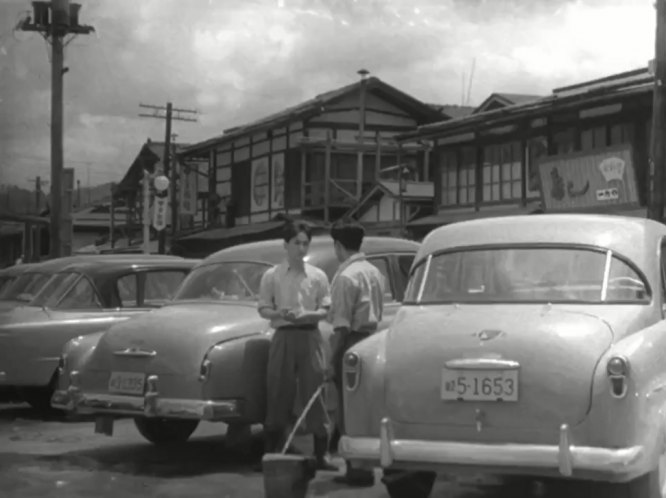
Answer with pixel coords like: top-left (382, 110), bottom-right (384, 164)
top-left (384, 304), bottom-right (625, 432)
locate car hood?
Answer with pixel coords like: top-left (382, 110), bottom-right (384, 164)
top-left (90, 301), bottom-right (269, 373)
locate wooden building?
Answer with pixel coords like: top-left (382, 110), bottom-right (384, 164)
top-left (174, 74), bottom-right (451, 254)
top-left (399, 67), bottom-right (653, 238)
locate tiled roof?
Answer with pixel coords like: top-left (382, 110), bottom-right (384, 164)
top-left (182, 77), bottom-right (444, 155)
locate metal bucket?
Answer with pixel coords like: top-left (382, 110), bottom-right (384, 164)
top-left (262, 453), bottom-right (316, 498)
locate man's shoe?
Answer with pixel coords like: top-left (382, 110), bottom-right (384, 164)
top-left (313, 435), bottom-right (339, 471)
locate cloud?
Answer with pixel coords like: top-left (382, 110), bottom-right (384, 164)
top-left (0, 0), bottom-right (656, 189)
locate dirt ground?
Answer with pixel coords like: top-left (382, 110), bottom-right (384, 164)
top-left (0, 403), bottom-right (600, 498)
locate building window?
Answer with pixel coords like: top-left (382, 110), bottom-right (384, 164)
top-left (439, 149), bottom-right (458, 206)
top-left (458, 146), bottom-right (476, 205)
top-left (610, 122), bottom-right (634, 146)
top-left (482, 142), bottom-right (521, 202)
top-left (581, 125), bottom-right (607, 151)
top-left (551, 128), bottom-right (576, 155)
top-left (527, 137), bottom-right (547, 198)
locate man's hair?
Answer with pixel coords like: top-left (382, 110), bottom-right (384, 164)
top-left (331, 218), bottom-right (365, 252)
top-left (282, 220), bottom-right (313, 242)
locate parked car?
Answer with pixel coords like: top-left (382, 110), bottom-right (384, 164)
top-left (0, 254), bottom-right (183, 312)
top-left (338, 214), bottom-right (666, 498)
top-left (0, 256), bottom-right (199, 410)
top-left (52, 235), bottom-right (419, 446)
top-left (0, 263), bottom-right (35, 296)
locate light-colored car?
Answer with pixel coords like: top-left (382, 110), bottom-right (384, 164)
top-left (340, 214), bottom-right (666, 498)
top-left (52, 236), bottom-right (418, 446)
top-left (0, 256), bottom-right (199, 410)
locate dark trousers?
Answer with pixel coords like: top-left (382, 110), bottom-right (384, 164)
top-left (265, 325), bottom-right (328, 439)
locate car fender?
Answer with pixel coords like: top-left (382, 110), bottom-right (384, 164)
top-left (202, 331), bottom-right (272, 423)
top-left (343, 329), bottom-right (388, 438)
top-left (57, 331), bottom-right (106, 389)
top-left (585, 319), bottom-right (666, 470)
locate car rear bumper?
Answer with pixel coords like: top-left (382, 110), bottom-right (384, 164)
top-left (340, 418), bottom-right (647, 482)
top-left (51, 371), bottom-right (242, 422)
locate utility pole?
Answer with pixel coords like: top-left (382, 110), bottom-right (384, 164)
top-left (139, 102), bottom-right (197, 253)
top-left (19, 1), bottom-right (94, 257)
top-left (649, 0), bottom-right (666, 222)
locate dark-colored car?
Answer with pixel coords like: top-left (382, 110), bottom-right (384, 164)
top-left (0, 256), bottom-right (200, 410)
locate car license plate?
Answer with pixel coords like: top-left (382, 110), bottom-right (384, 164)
top-left (441, 369), bottom-right (518, 402)
top-left (108, 372), bottom-right (146, 396)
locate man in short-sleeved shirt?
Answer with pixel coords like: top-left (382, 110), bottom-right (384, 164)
top-left (328, 219), bottom-right (384, 487)
top-left (257, 221), bottom-right (337, 471)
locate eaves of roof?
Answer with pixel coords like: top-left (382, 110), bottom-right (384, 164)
top-left (397, 80), bottom-right (653, 143)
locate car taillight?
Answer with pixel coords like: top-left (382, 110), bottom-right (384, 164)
top-left (343, 352), bottom-right (361, 391)
top-left (199, 359), bottom-right (212, 382)
top-left (606, 356), bottom-right (629, 398)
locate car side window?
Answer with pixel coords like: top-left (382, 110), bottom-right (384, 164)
top-left (143, 271), bottom-right (187, 307)
top-left (56, 276), bottom-right (102, 310)
top-left (116, 274), bottom-right (138, 307)
top-left (368, 256), bottom-right (396, 302)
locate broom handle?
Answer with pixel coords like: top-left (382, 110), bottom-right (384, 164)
top-left (281, 383), bottom-right (326, 455)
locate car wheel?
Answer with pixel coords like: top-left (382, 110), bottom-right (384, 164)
top-left (134, 417), bottom-right (199, 445)
top-left (382, 469), bottom-right (436, 498)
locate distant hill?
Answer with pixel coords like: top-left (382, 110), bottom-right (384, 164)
top-left (0, 182), bottom-right (115, 215)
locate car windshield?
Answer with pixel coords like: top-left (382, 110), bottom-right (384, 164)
top-left (29, 272), bottom-right (82, 308)
top-left (0, 276), bottom-right (16, 295)
top-left (0, 271), bottom-right (51, 302)
top-left (174, 262), bottom-right (272, 301)
top-left (404, 246), bottom-right (650, 304)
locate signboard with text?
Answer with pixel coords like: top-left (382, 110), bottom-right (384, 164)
top-left (537, 144), bottom-right (639, 212)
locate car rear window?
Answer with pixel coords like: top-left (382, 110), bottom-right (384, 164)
top-left (404, 246), bottom-right (650, 304)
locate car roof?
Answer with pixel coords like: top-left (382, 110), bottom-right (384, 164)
top-left (56, 257), bottom-right (201, 277)
top-left (14, 254), bottom-right (184, 273)
top-left (0, 263), bottom-right (38, 276)
top-left (202, 235), bottom-right (420, 267)
top-left (418, 214), bottom-right (666, 269)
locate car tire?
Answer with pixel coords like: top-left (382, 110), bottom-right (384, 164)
top-left (134, 417), bottom-right (200, 445)
top-left (382, 469), bottom-right (436, 498)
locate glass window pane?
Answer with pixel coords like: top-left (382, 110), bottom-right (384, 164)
top-left (144, 271), bottom-right (188, 306)
top-left (459, 188), bottom-right (468, 204)
top-left (117, 275), bottom-right (138, 307)
top-left (501, 163), bottom-right (512, 182)
top-left (512, 181), bottom-right (522, 199)
top-left (492, 184), bottom-right (500, 200)
top-left (460, 170), bottom-right (468, 186)
top-left (483, 164), bottom-right (491, 183)
top-left (57, 277), bottom-right (102, 310)
top-left (448, 169), bottom-right (457, 187)
top-left (492, 165), bottom-right (500, 182)
top-left (502, 183), bottom-right (511, 200)
top-left (512, 161), bottom-right (522, 179)
top-left (368, 257), bottom-right (395, 301)
top-left (483, 185), bottom-right (491, 201)
top-left (468, 186), bottom-right (476, 203)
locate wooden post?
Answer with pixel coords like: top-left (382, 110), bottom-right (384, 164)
top-left (109, 183), bottom-right (116, 250)
top-left (649, 0), bottom-right (666, 221)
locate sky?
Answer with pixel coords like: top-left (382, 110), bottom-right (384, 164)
top-left (0, 0), bottom-right (657, 189)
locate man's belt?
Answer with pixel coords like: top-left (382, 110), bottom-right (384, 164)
top-left (275, 324), bottom-right (318, 331)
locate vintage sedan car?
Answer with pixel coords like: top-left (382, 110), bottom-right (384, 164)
top-left (52, 235), bottom-right (418, 445)
top-left (0, 256), bottom-right (198, 410)
top-left (339, 214), bottom-right (666, 498)
top-left (0, 254), bottom-right (182, 312)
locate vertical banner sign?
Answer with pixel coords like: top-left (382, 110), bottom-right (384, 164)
top-left (271, 153), bottom-right (285, 211)
top-left (179, 161), bottom-right (199, 215)
top-left (153, 195), bottom-right (169, 231)
top-left (251, 157), bottom-right (269, 213)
